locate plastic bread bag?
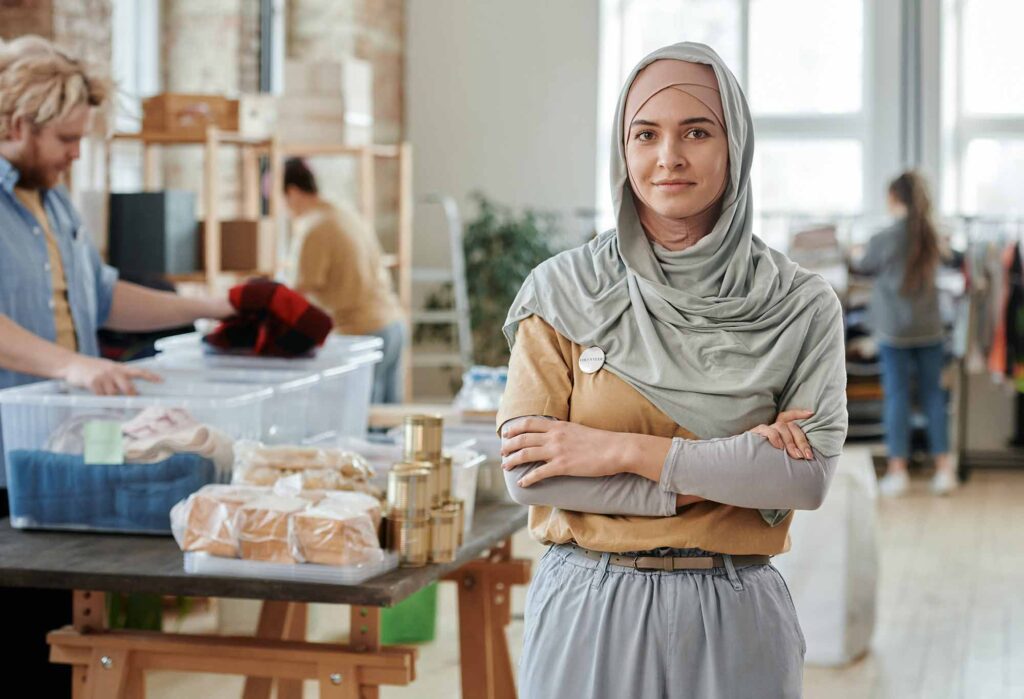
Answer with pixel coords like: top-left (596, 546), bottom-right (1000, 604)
top-left (319, 490), bottom-right (383, 530)
top-left (289, 501), bottom-right (384, 567)
top-left (234, 494), bottom-right (309, 563)
top-left (232, 440), bottom-right (375, 489)
top-left (171, 484), bottom-right (267, 558)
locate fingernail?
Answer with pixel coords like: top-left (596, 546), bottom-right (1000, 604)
top-left (804, 450), bottom-right (813, 459)
top-left (502, 428), bottom-right (509, 437)
top-left (516, 480), bottom-right (524, 487)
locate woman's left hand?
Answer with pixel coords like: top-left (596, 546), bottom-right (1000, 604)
top-left (501, 418), bottom-right (631, 487)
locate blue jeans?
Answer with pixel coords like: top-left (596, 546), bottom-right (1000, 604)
top-left (369, 320), bottom-right (406, 404)
top-left (878, 342), bottom-right (949, 459)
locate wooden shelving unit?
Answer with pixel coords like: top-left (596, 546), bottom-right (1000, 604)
top-left (103, 127), bottom-right (282, 287)
top-left (105, 130), bottom-right (416, 398)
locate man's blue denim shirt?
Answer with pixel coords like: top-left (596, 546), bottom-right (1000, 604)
top-left (0, 155), bottom-right (119, 486)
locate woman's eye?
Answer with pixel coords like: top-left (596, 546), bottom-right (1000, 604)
top-left (686, 128), bottom-right (709, 139)
top-left (635, 130), bottom-right (655, 141)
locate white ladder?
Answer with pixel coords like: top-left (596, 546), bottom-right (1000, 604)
top-left (411, 194), bottom-right (474, 374)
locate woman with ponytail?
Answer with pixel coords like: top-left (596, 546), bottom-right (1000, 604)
top-left (856, 171), bottom-right (955, 496)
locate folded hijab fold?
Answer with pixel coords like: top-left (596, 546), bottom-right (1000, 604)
top-left (503, 42), bottom-right (848, 457)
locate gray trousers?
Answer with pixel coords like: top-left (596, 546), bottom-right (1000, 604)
top-left (519, 544), bottom-right (806, 699)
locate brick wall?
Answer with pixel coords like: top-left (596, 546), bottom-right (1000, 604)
top-left (0, 0), bottom-right (110, 70)
top-left (0, 0), bottom-right (54, 41)
top-left (286, 0), bottom-right (405, 252)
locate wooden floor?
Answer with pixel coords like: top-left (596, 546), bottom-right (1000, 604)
top-left (147, 469), bottom-right (1024, 699)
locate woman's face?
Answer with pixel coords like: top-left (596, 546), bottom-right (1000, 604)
top-left (625, 88), bottom-right (729, 220)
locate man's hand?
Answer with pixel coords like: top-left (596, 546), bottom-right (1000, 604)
top-left (60, 356), bottom-right (162, 396)
top-left (748, 409), bottom-right (815, 460)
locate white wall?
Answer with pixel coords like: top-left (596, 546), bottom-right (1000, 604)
top-left (405, 0), bottom-right (601, 268)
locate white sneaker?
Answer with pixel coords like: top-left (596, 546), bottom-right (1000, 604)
top-left (931, 469), bottom-right (959, 496)
top-left (878, 470), bottom-right (909, 497)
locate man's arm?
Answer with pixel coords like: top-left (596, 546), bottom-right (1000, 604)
top-left (103, 281), bottom-right (233, 333)
top-left (0, 314), bottom-right (160, 394)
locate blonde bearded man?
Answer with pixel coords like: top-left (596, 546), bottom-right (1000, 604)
top-left (0, 35), bottom-right (233, 693)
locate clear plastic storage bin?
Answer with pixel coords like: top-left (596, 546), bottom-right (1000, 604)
top-left (152, 333), bottom-right (383, 441)
top-left (131, 364), bottom-right (320, 445)
top-left (0, 379), bottom-right (271, 533)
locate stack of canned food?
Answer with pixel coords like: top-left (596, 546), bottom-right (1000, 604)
top-left (385, 415), bottom-right (466, 567)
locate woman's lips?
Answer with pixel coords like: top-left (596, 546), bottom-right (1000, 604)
top-left (654, 181), bottom-right (697, 190)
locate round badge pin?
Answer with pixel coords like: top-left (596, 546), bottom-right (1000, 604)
top-left (579, 346), bottom-right (606, 374)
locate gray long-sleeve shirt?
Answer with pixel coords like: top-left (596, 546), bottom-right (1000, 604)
top-left (854, 219), bottom-right (945, 347)
top-left (502, 419), bottom-right (838, 526)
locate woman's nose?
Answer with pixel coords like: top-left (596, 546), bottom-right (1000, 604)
top-left (657, 137), bottom-right (687, 170)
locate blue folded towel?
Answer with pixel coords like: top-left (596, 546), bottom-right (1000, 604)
top-left (6, 450), bottom-right (219, 533)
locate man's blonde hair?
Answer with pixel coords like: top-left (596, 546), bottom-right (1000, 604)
top-left (0, 35), bottom-right (110, 139)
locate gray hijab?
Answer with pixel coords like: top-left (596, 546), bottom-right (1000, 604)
top-left (503, 42), bottom-right (847, 457)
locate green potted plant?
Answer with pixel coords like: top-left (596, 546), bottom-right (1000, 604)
top-left (416, 192), bottom-right (563, 368)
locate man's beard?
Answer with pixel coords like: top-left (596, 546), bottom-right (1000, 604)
top-left (16, 162), bottom-right (59, 190)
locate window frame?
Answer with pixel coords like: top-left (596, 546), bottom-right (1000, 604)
top-left (598, 0), bottom-right (903, 228)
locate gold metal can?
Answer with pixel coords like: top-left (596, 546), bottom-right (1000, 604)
top-left (436, 455), bottom-right (453, 505)
top-left (386, 465), bottom-right (431, 520)
top-left (429, 505), bottom-right (459, 563)
top-left (386, 516), bottom-right (430, 567)
top-left (402, 415), bottom-right (443, 462)
top-left (449, 498), bottom-right (465, 547)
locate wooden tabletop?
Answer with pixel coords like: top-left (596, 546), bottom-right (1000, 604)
top-left (0, 503), bottom-right (527, 607)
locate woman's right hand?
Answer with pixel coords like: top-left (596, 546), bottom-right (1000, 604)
top-left (61, 355), bottom-right (162, 396)
top-left (748, 409), bottom-right (815, 460)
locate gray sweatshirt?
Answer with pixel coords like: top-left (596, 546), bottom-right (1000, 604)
top-left (502, 418), bottom-right (838, 527)
top-left (855, 219), bottom-right (945, 347)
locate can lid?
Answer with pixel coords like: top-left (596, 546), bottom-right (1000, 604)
top-left (392, 461), bottom-right (435, 473)
top-left (388, 468), bottom-right (432, 483)
top-left (404, 414), bottom-right (443, 427)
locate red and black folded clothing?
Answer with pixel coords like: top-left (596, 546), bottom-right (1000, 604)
top-left (204, 281), bottom-right (333, 357)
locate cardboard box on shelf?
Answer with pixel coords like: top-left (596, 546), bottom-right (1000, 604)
top-left (276, 95), bottom-right (347, 144)
top-left (342, 59), bottom-right (373, 122)
top-left (238, 94), bottom-right (278, 139)
top-left (143, 94), bottom-right (239, 138)
top-left (284, 60), bottom-right (346, 96)
top-left (197, 219), bottom-right (274, 272)
top-left (279, 58), bottom-right (374, 145)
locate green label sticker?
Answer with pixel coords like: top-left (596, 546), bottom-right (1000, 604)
top-left (83, 420), bottom-right (124, 465)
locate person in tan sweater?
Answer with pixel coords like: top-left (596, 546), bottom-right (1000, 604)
top-left (282, 158), bottom-right (406, 403)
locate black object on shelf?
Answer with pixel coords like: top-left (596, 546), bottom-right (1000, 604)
top-left (108, 191), bottom-right (198, 276)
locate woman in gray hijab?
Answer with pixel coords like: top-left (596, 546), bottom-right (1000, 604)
top-left (497, 43), bottom-right (848, 698)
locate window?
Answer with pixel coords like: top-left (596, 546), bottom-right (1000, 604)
top-left (599, 0), bottom-right (873, 247)
top-left (948, 0), bottom-right (1024, 216)
top-left (748, 0), bottom-right (862, 115)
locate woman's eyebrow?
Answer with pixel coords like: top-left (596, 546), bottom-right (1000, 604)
top-left (630, 117), bottom-right (716, 127)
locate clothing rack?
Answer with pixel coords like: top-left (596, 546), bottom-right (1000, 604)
top-left (953, 222), bottom-right (1024, 476)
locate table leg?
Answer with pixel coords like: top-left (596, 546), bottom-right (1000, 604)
top-left (277, 603), bottom-right (308, 699)
top-left (445, 539), bottom-right (531, 699)
top-left (242, 600), bottom-right (293, 699)
top-left (86, 648), bottom-right (130, 699)
top-left (350, 605), bottom-right (382, 699)
top-left (72, 590), bottom-right (107, 699)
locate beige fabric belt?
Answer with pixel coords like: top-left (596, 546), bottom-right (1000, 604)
top-left (568, 545), bottom-right (771, 572)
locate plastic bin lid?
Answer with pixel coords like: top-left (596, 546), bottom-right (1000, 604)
top-left (0, 377), bottom-right (273, 409)
top-left (153, 333), bottom-right (384, 372)
top-left (155, 332), bottom-right (382, 355)
top-left (131, 359), bottom-right (322, 391)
